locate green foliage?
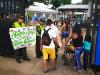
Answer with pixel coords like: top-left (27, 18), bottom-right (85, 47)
top-left (51, 0), bottom-right (61, 9)
top-left (32, 0), bottom-right (44, 3)
top-left (62, 0), bottom-right (71, 5)
top-left (31, 0), bottom-right (48, 4)
top-left (51, 0), bottom-right (71, 9)
top-left (25, 0), bottom-right (33, 7)
top-left (82, 0), bottom-right (88, 4)
top-left (25, 0), bottom-right (71, 8)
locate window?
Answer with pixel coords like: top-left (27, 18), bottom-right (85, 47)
top-left (0, 1), bottom-right (3, 8)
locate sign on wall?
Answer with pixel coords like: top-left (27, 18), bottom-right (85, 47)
top-left (9, 26), bottom-right (36, 50)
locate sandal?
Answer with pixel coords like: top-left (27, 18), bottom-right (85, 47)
top-left (43, 70), bottom-right (49, 73)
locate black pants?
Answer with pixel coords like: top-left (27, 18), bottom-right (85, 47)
top-left (55, 45), bottom-right (58, 60)
top-left (83, 50), bottom-right (90, 70)
top-left (36, 36), bottom-right (42, 58)
top-left (15, 47), bottom-right (28, 60)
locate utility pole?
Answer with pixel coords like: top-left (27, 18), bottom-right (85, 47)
top-left (86, 0), bottom-right (93, 33)
top-left (87, 0), bottom-right (94, 68)
top-left (88, 0), bottom-right (93, 18)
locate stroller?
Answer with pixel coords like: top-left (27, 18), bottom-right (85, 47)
top-left (62, 39), bottom-right (75, 65)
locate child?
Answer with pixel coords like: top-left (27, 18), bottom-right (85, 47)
top-left (62, 38), bottom-right (74, 65)
top-left (82, 29), bottom-right (91, 71)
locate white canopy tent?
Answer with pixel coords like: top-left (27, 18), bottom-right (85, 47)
top-left (57, 4), bottom-right (100, 10)
top-left (25, 2), bottom-right (58, 20)
top-left (25, 6), bottom-right (57, 14)
top-left (33, 2), bottom-right (53, 9)
top-left (57, 4), bottom-right (88, 10)
top-left (25, 6), bottom-right (43, 12)
top-left (25, 2), bottom-right (57, 14)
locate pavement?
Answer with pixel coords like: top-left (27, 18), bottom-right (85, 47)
top-left (0, 46), bottom-right (95, 75)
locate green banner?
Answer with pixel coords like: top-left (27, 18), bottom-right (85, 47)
top-left (9, 26), bottom-right (36, 50)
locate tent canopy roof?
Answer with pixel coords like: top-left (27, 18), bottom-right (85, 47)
top-left (57, 4), bottom-right (100, 11)
top-left (25, 2), bottom-right (57, 14)
top-left (58, 4), bottom-right (88, 10)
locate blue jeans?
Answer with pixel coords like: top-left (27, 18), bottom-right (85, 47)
top-left (74, 47), bottom-right (83, 70)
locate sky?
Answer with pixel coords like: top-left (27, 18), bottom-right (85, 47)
top-left (71, 0), bottom-right (82, 4)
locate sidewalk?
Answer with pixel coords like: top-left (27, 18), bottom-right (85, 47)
top-left (0, 46), bottom-right (94, 75)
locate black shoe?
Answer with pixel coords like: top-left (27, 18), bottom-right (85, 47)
top-left (0, 53), bottom-right (3, 56)
top-left (83, 67), bottom-right (87, 71)
top-left (16, 59), bottom-right (21, 63)
top-left (23, 58), bottom-right (31, 61)
top-left (36, 56), bottom-right (42, 59)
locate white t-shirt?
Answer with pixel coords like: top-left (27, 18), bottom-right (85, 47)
top-left (51, 24), bottom-right (62, 48)
top-left (51, 24), bottom-right (59, 37)
top-left (41, 26), bottom-right (56, 48)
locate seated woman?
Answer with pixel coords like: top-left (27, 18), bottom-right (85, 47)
top-left (61, 20), bottom-right (70, 47)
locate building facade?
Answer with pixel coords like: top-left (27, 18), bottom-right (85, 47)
top-left (0, 0), bottom-right (28, 19)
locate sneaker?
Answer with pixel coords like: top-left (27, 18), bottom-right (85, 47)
top-left (16, 59), bottom-right (21, 63)
top-left (78, 69), bottom-right (83, 72)
top-left (74, 66), bottom-right (77, 71)
top-left (43, 70), bottom-right (49, 73)
top-left (83, 67), bottom-right (87, 71)
top-left (23, 58), bottom-right (31, 61)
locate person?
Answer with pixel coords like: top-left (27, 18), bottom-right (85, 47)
top-left (51, 21), bottom-right (60, 61)
top-left (27, 16), bottom-right (34, 26)
top-left (61, 20), bottom-right (70, 46)
top-left (41, 19), bottom-right (58, 73)
top-left (82, 28), bottom-right (91, 71)
top-left (36, 18), bottom-right (44, 58)
top-left (71, 27), bottom-right (83, 72)
top-left (13, 16), bottom-right (30, 63)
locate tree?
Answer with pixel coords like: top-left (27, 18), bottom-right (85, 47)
top-left (25, 0), bottom-right (33, 7)
top-left (82, 0), bottom-right (88, 4)
top-left (51, 0), bottom-right (61, 9)
top-left (51, 0), bottom-right (71, 9)
top-left (26, 0), bottom-right (71, 8)
top-left (62, 0), bottom-right (71, 5)
top-left (25, 0), bottom-right (50, 7)
top-left (31, 0), bottom-right (48, 4)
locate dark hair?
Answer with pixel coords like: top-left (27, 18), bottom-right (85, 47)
top-left (72, 22), bottom-right (82, 36)
top-left (85, 34), bottom-right (91, 42)
top-left (28, 16), bottom-right (32, 20)
top-left (61, 20), bottom-right (69, 32)
top-left (35, 18), bottom-right (38, 22)
top-left (46, 19), bottom-right (53, 26)
top-left (18, 16), bottom-right (24, 20)
top-left (39, 18), bottom-right (45, 22)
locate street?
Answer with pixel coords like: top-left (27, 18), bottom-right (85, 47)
top-left (0, 46), bottom-right (94, 75)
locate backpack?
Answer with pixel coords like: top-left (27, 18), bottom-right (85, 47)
top-left (42, 28), bottom-right (51, 46)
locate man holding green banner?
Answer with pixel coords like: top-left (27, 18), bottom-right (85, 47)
top-left (13, 16), bottom-right (30, 63)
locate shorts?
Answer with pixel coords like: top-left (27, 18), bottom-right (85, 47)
top-left (62, 31), bottom-right (69, 38)
top-left (42, 48), bottom-right (55, 60)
